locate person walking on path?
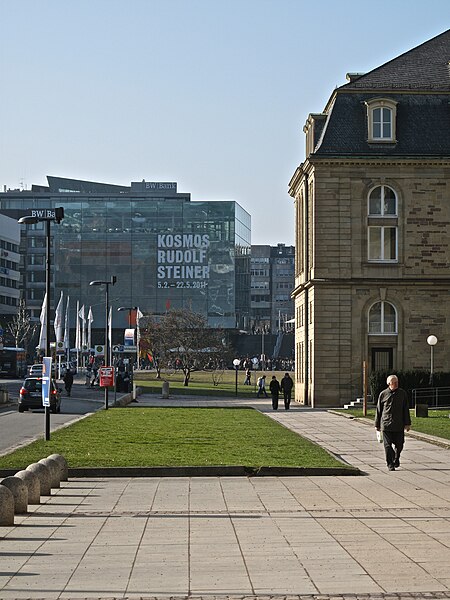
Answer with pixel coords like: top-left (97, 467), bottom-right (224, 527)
top-left (280, 372), bottom-right (294, 410)
top-left (269, 375), bottom-right (281, 410)
top-left (244, 368), bottom-right (252, 385)
top-left (256, 374), bottom-right (268, 398)
top-left (63, 369), bottom-right (74, 397)
top-left (375, 374), bottom-right (411, 471)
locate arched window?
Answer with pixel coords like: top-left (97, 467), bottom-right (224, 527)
top-left (368, 185), bottom-right (397, 216)
top-left (368, 301), bottom-right (397, 334)
top-left (365, 98), bottom-right (397, 142)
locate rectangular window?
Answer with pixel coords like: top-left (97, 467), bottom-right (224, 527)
top-left (373, 107), bottom-right (391, 139)
top-left (368, 226), bottom-right (397, 261)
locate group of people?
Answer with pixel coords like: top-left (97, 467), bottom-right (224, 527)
top-left (257, 373), bottom-right (293, 410)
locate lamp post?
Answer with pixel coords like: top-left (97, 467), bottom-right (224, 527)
top-left (89, 276), bottom-right (117, 409)
top-left (18, 208), bottom-right (64, 441)
top-left (117, 306), bottom-right (138, 367)
top-left (233, 358), bottom-right (240, 397)
top-left (427, 335), bottom-right (438, 387)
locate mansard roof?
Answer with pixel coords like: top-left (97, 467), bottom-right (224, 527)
top-left (341, 29), bottom-right (450, 91)
top-left (311, 30), bottom-right (450, 157)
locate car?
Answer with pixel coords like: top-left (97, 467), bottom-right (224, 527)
top-left (18, 377), bottom-right (62, 413)
top-left (28, 364), bottom-right (43, 376)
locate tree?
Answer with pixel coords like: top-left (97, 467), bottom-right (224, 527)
top-left (6, 300), bottom-right (37, 350)
top-left (139, 315), bottom-right (169, 380)
top-left (140, 308), bottom-right (227, 386)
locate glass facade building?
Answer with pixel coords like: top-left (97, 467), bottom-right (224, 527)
top-left (0, 177), bottom-right (251, 332)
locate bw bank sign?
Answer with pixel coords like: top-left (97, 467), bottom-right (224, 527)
top-left (27, 207), bottom-right (64, 222)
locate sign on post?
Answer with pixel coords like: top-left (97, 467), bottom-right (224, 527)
top-left (99, 366), bottom-right (114, 387)
top-left (41, 356), bottom-right (52, 407)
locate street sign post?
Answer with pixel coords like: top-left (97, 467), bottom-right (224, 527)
top-left (41, 357), bottom-right (52, 408)
top-left (99, 366), bottom-right (114, 388)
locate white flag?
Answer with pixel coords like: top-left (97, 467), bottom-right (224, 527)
top-left (136, 307), bottom-right (144, 355)
top-left (108, 306), bottom-right (113, 364)
top-left (64, 296), bottom-right (70, 350)
top-left (87, 306), bottom-right (94, 350)
top-left (75, 300), bottom-right (81, 351)
top-left (54, 291), bottom-right (64, 343)
top-left (78, 305), bottom-right (86, 347)
top-left (38, 292), bottom-right (47, 351)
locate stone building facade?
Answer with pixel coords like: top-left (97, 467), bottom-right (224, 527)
top-left (289, 30), bottom-right (450, 407)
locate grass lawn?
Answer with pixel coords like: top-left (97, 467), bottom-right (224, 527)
top-left (339, 408), bottom-right (450, 441)
top-left (134, 369), bottom-right (290, 398)
top-left (0, 407), bottom-right (344, 470)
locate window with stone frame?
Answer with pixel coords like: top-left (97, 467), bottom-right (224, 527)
top-left (367, 185), bottom-right (398, 262)
top-left (368, 301), bottom-right (397, 335)
top-left (365, 98), bottom-right (397, 142)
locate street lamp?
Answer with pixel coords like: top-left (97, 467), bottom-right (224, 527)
top-left (89, 276), bottom-right (117, 409)
top-left (18, 207), bottom-right (64, 441)
top-left (427, 335), bottom-right (438, 387)
top-left (233, 358), bottom-right (240, 397)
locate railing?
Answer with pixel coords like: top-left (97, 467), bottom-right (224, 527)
top-left (412, 387), bottom-right (450, 408)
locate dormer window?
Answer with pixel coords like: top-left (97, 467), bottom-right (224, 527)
top-left (365, 98), bottom-right (397, 143)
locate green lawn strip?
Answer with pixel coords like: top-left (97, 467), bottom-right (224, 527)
top-left (133, 370), bottom-right (287, 398)
top-left (337, 408), bottom-right (450, 441)
top-left (0, 408), bottom-right (343, 470)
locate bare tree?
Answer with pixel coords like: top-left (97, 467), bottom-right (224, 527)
top-left (139, 308), bottom-right (228, 385)
top-left (160, 308), bottom-right (225, 386)
top-left (6, 300), bottom-right (37, 350)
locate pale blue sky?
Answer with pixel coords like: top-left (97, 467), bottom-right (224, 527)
top-left (1, 0), bottom-right (449, 245)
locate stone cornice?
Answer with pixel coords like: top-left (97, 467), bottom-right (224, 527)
top-left (304, 156), bottom-right (450, 168)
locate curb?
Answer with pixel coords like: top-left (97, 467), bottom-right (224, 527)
top-left (0, 465), bottom-right (363, 478)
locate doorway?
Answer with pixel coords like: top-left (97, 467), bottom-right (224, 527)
top-left (371, 347), bottom-right (393, 371)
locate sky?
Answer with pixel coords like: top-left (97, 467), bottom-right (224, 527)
top-left (1, 0), bottom-right (449, 246)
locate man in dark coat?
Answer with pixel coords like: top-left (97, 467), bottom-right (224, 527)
top-left (269, 375), bottom-right (281, 410)
top-left (63, 369), bottom-right (74, 397)
top-left (280, 372), bottom-right (294, 410)
top-left (375, 374), bottom-right (411, 471)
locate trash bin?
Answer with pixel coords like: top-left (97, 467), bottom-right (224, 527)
top-left (162, 381), bottom-right (169, 399)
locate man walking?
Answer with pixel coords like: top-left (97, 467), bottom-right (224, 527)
top-left (280, 372), bottom-right (294, 410)
top-left (375, 374), bottom-right (411, 471)
top-left (256, 375), bottom-right (268, 398)
top-left (269, 375), bottom-right (280, 410)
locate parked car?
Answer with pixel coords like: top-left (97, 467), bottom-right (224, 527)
top-left (18, 377), bottom-right (62, 413)
top-left (28, 364), bottom-right (43, 376)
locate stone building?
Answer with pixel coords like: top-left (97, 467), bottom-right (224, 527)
top-left (289, 30), bottom-right (450, 407)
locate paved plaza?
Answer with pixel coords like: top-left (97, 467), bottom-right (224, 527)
top-left (1, 394), bottom-right (450, 599)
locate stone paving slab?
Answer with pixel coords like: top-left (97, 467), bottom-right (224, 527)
top-left (1, 398), bottom-right (450, 599)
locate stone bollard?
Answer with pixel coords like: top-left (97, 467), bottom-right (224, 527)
top-left (26, 462), bottom-right (51, 496)
top-left (0, 485), bottom-right (14, 525)
top-left (162, 380), bottom-right (170, 399)
top-left (0, 476), bottom-right (28, 514)
top-left (39, 458), bottom-right (60, 489)
top-left (47, 454), bottom-right (69, 481)
top-left (15, 469), bottom-right (40, 504)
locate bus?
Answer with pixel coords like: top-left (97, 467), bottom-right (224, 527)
top-left (0, 347), bottom-right (27, 378)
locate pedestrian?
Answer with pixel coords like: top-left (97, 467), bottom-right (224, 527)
top-left (63, 369), bottom-right (74, 397)
top-left (375, 374), bottom-right (411, 471)
top-left (256, 374), bottom-right (268, 398)
top-left (269, 375), bottom-right (280, 410)
top-left (280, 372), bottom-right (294, 410)
top-left (244, 368), bottom-right (251, 385)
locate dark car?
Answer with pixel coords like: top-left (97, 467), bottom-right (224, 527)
top-left (18, 377), bottom-right (62, 413)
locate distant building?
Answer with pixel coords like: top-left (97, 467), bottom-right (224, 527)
top-left (0, 214), bottom-right (20, 315)
top-left (250, 243), bottom-right (294, 333)
top-left (289, 29), bottom-right (450, 407)
top-left (0, 177), bottom-right (251, 337)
